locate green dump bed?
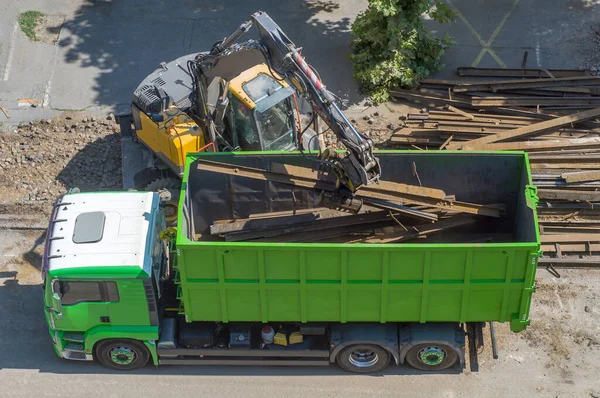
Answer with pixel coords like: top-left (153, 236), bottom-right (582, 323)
top-left (176, 151), bottom-right (540, 332)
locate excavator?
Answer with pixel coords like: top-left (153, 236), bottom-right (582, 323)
top-left (127, 11), bottom-right (380, 222)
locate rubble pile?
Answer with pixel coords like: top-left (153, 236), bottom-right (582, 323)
top-left (0, 116), bottom-right (122, 215)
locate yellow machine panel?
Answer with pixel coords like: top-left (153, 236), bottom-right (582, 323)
top-left (136, 110), bottom-right (207, 173)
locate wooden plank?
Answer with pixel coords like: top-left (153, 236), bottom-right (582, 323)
top-left (537, 189), bottom-right (600, 201)
top-left (358, 215), bottom-right (477, 244)
top-left (452, 76), bottom-right (600, 93)
top-left (210, 213), bottom-right (320, 235)
top-left (459, 107), bottom-right (600, 149)
top-left (561, 170), bottom-right (600, 183)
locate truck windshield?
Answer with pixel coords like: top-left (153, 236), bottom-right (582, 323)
top-left (255, 97), bottom-right (295, 151)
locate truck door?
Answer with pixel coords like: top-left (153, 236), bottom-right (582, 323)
top-left (52, 280), bottom-right (118, 331)
top-left (105, 280), bottom-right (153, 327)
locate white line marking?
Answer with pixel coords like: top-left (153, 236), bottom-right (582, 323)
top-left (43, 20), bottom-right (64, 108)
top-left (2, 21), bottom-right (18, 81)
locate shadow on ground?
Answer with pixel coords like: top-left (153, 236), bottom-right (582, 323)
top-left (55, 132), bottom-right (122, 191)
top-left (57, 0), bottom-right (364, 112)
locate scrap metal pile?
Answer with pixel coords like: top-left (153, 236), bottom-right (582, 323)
top-left (200, 160), bottom-right (503, 244)
top-left (390, 66), bottom-right (600, 266)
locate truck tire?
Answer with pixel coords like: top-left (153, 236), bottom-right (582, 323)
top-left (94, 339), bottom-right (150, 371)
top-left (336, 344), bottom-right (390, 373)
top-left (145, 177), bottom-right (180, 225)
top-left (404, 343), bottom-right (458, 371)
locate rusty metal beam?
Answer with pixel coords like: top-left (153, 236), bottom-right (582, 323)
top-left (561, 170), bottom-right (600, 183)
top-left (453, 76), bottom-right (600, 93)
top-left (481, 137), bottom-right (600, 152)
top-left (197, 160), bottom-right (501, 217)
top-left (225, 211), bottom-right (394, 242)
top-left (356, 215), bottom-right (477, 244)
top-left (456, 67), bottom-right (591, 78)
top-left (471, 97), bottom-right (600, 107)
top-left (538, 189), bottom-right (600, 201)
top-left (210, 213), bottom-right (320, 235)
top-left (541, 234), bottom-right (600, 243)
top-left (459, 107), bottom-right (600, 149)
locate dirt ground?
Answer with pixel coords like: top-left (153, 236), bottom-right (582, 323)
top-left (0, 114), bottom-right (122, 215)
top-left (0, 112), bottom-right (599, 397)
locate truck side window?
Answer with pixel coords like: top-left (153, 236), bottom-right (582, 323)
top-left (53, 281), bottom-right (119, 306)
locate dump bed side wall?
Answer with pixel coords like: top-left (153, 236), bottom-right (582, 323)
top-left (177, 243), bottom-right (538, 331)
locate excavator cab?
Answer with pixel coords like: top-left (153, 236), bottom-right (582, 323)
top-left (226, 65), bottom-right (298, 152)
top-left (131, 60), bottom-right (310, 190)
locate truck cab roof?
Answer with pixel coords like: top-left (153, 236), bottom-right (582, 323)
top-left (44, 191), bottom-right (159, 278)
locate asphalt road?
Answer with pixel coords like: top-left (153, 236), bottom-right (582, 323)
top-left (1, 0), bottom-right (599, 124)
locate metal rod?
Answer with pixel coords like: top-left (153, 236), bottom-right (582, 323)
top-left (489, 322), bottom-right (499, 359)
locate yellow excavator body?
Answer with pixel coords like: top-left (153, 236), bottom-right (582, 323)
top-left (135, 109), bottom-right (207, 174)
top-left (135, 63), bottom-right (289, 174)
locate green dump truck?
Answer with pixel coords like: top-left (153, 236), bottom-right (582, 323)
top-left (42, 151), bottom-right (540, 373)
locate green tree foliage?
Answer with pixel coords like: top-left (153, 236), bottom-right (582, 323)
top-left (349, 0), bottom-right (455, 103)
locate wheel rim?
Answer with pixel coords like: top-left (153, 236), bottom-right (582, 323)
top-left (109, 346), bottom-right (136, 365)
top-left (417, 346), bottom-right (446, 366)
top-left (348, 349), bottom-right (379, 368)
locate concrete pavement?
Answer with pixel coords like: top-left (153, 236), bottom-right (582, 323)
top-left (0, 0), bottom-right (366, 124)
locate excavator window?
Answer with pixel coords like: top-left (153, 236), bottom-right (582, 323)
top-left (255, 97), bottom-right (295, 151)
top-left (231, 95), bottom-right (261, 151)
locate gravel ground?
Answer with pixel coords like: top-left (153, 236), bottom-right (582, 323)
top-left (0, 114), bottom-right (122, 215)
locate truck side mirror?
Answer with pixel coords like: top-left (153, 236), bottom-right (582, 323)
top-left (51, 280), bottom-right (63, 319)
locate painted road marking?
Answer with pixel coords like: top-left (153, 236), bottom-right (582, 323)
top-left (43, 22), bottom-right (64, 108)
top-left (446, 0), bottom-right (521, 68)
top-left (2, 21), bottom-right (18, 81)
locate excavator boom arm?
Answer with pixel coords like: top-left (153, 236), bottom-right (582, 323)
top-left (201, 11), bottom-right (381, 191)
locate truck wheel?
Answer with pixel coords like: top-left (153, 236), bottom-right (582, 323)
top-left (95, 339), bottom-right (150, 371)
top-left (336, 344), bottom-right (390, 373)
top-left (405, 343), bottom-right (458, 371)
top-left (145, 177), bottom-right (180, 225)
